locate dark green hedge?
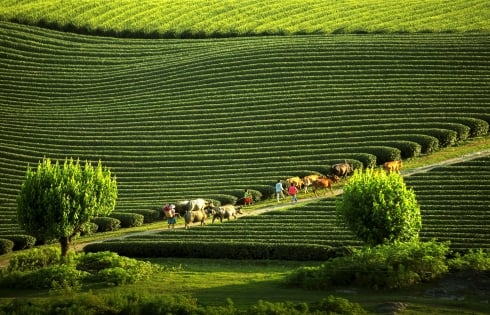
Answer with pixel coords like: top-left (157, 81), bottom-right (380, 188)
top-left (0, 234), bottom-right (36, 250)
top-left (92, 217), bottom-right (121, 232)
top-left (128, 209), bottom-right (160, 223)
top-left (0, 238), bottom-right (14, 254)
top-left (109, 212), bottom-right (144, 228)
top-left (83, 241), bottom-right (348, 261)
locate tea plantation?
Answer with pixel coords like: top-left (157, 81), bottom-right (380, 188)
top-left (0, 0), bottom-right (489, 254)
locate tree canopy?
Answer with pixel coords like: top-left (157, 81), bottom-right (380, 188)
top-left (336, 168), bottom-right (422, 246)
top-left (17, 157), bottom-right (117, 256)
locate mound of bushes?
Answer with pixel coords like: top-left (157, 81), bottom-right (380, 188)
top-left (285, 240), bottom-right (451, 290)
top-left (0, 247), bottom-right (163, 289)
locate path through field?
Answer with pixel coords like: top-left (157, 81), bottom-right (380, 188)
top-left (71, 148), bottom-right (490, 252)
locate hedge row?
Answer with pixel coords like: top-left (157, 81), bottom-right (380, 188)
top-left (84, 241), bottom-right (352, 261)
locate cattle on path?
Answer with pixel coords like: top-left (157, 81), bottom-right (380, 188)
top-left (331, 161), bottom-right (353, 178)
top-left (311, 176), bottom-right (339, 196)
top-left (302, 174), bottom-right (320, 193)
top-left (383, 160), bottom-right (402, 173)
top-left (208, 204), bottom-right (243, 223)
top-left (184, 208), bottom-right (207, 229)
top-left (287, 176), bottom-right (304, 189)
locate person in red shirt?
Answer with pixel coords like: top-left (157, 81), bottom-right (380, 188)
top-left (288, 183), bottom-right (298, 203)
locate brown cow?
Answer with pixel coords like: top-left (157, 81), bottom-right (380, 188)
top-left (331, 161), bottom-right (353, 178)
top-left (184, 208), bottom-right (207, 229)
top-left (383, 160), bottom-right (402, 173)
top-left (311, 176), bottom-right (339, 196)
top-left (286, 176), bottom-right (304, 189)
top-left (302, 174), bottom-right (320, 193)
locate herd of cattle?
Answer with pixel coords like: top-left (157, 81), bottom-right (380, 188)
top-left (164, 160), bottom-right (402, 229)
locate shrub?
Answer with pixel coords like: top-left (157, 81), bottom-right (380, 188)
top-left (79, 222), bottom-right (99, 236)
top-left (77, 251), bottom-right (159, 285)
top-left (336, 168), bottom-right (422, 246)
top-left (109, 212), bottom-right (144, 228)
top-left (0, 238), bottom-right (14, 254)
top-left (1, 264), bottom-right (88, 289)
top-left (448, 249), bottom-right (490, 271)
top-left (451, 117), bottom-right (489, 137)
top-left (92, 216), bottom-right (121, 232)
top-left (0, 234), bottom-right (36, 250)
top-left (129, 209), bottom-right (160, 223)
top-left (311, 295), bottom-right (368, 315)
top-left (285, 240), bottom-right (450, 290)
top-left (425, 128), bottom-right (458, 147)
top-left (7, 246), bottom-right (64, 272)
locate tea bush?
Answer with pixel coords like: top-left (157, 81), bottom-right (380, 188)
top-left (285, 240), bottom-right (450, 289)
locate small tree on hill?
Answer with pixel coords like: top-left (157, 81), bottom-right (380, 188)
top-left (336, 168), bottom-right (421, 246)
top-left (17, 157), bottom-right (117, 257)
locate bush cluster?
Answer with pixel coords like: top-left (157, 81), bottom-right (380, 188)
top-left (0, 234), bottom-right (36, 250)
top-left (109, 212), bottom-right (144, 228)
top-left (92, 216), bottom-right (121, 232)
top-left (0, 249), bottom-right (160, 290)
top-left (285, 240), bottom-right (450, 290)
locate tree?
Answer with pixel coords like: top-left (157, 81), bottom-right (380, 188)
top-left (17, 157), bottom-right (117, 256)
top-left (336, 168), bottom-right (421, 246)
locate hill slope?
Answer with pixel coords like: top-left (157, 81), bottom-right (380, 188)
top-left (1, 0), bottom-right (489, 37)
top-left (0, 22), bottom-right (489, 237)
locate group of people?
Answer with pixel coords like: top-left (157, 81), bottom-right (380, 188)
top-left (275, 179), bottom-right (298, 203)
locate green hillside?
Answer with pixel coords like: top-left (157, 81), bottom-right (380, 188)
top-left (0, 0), bottom-right (489, 37)
top-left (0, 16), bottom-right (489, 247)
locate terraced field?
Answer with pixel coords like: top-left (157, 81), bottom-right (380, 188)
top-left (1, 0), bottom-right (488, 37)
top-left (85, 155), bottom-right (490, 256)
top-left (0, 20), bottom-right (489, 248)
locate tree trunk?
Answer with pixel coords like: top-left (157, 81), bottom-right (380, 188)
top-left (60, 236), bottom-right (70, 257)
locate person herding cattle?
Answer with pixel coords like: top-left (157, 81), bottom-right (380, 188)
top-left (163, 204), bottom-right (177, 229)
top-left (275, 179), bottom-right (286, 202)
top-left (288, 182), bottom-right (299, 203)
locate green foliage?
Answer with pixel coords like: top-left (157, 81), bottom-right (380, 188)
top-left (0, 289), bottom-right (366, 315)
top-left (7, 246), bottom-right (65, 272)
top-left (286, 240), bottom-right (450, 290)
top-left (0, 238), bottom-right (14, 254)
top-left (336, 168), bottom-right (422, 246)
top-left (92, 216), bottom-right (121, 232)
top-left (109, 212), bottom-right (144, 228)
top-left (16, 157), bottom-right (117, 255)
top-left (312, 295), bottom-right (368, 315)
top-left (129, 209), bottom-right (160, 223)
top-left (448, 249), bottom-right (490, 271)
top-left (1, 250), bottom-right (160, 290)
top-left (0, 234), bottom-right (36, 250)
top-left (1, 264), bottom-right (88, 289)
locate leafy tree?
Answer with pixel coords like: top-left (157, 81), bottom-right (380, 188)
top-left (17, 157), bottom-right (117, 256)
top-left (336, 168), bottom-right (421, 246)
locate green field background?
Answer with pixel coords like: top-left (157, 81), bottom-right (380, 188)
top-left (0, 0), bottom-right (489, 37)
